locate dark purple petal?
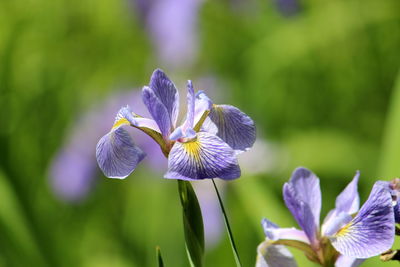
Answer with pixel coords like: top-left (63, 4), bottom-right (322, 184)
top-left (329, 182), bottom-right (395, 258)
top-left (149, 69), bottom-right (179, 126)
top-left (334, 255), bottom-right (364, 267)
top-left (394, 203), bottom-right (400, 224)
top-left (164, 132), bottom-right (240, 180)
top-left (142, 86), bottom-right (171, 137)
top-left (96, 127), bottom-right (145, 179)
top-left (256, 240), bottom-right (297, 267)
top-left (207, 104), bottom-right (256, 153)
top-left (283, 168), bottom-right (321, 245)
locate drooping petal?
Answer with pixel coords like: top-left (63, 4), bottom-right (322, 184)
top-left (149, 69), bottom-right (179, 126)
top-left (164, 132), bottom-right (240, 180)
top-left (95, 107), bottom-right (147, 179)
top-left (322, 171), bottom-right (360, 235)
top-left (283, 167), bottom-right (321, 245)
top-left (96, 127), bottom-right (145, 179)
top-left (142, 86), bottom-right (172, 137)
top-left (256, 240), bottom-right (297, 267)
top-left (262, 218), bottom-right (310, 244)
top-left (206, 104), bottom-right (256, 153)
top-left (334, 255), bottom-right (364, 267)
top-left (329, 182), bottom-right (395, 258)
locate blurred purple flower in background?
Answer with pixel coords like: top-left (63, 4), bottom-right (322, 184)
top-left (274, 0), bottom-right (299, 17)
top-left (144, 0), bottom-right (204, 69)
top-left (256, 167), bottom-right (395, 267)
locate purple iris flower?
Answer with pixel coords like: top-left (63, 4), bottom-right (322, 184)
top-left (256, 167), bottom-right (395, 267)
top-left (96, 69), bottom-right (256, 180)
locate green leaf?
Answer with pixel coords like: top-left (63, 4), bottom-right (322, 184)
top-left (379, 70), bottom-right (400, 178)
top-left (211, 179), bottom-right (242, 267)
top-left (177, 180), bottom-right (204, 267)
top-left (156, 246), bottom-right (164, 267)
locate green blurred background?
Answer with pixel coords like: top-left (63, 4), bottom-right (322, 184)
top-left (0, 0), bottom-right (399, 266)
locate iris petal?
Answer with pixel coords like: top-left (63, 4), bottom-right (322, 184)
top-left (256, 240), bottom-right (297, 267)
top-left (283, 167), bottom-right (321, 246)
top-left (334, 255), bottom-right (364, 267)
top-left (205, 104), bottom-right (256, 153)
top-left (322, 172), bottom-right (360, 236)
top-left (164, 132), bottom-right (241, 180)
top-left (329, 182), bottom-right (395, 258)
top-left (96, 127), bottom-right (145, 179)
top-left (142, 86), bottom-right (172, 137)
top-left (193, 91), bottom-right (212, 131)
top-left (262, 218), bottom-right (310, 244)
top-left (335, 171), bottom-right (360, 215)
top-left (149, 69), bottom-right (179, 126)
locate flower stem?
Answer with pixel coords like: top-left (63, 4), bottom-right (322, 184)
top-left (211, 179), bottom-right (242, 267)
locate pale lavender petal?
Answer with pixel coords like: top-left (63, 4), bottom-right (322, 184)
top-left (322, 212), bottom-right (352, 237)
top-left (194, 91), bottom-right (212, 127)
top-left (164, 132), bottom-right (240, 180)
top-left (262, 218), bottom-right (310, 244)
top-left (207, 104), bottom-right (256, 153)
top-left (335, 255), bottom-right (364, 267)
top-left (256, 240), bottom-right (297, 267)
top-left (283, 167), bottom-right (321, 244)
top-left (169, 127), bottom-right (196, 141)
top-left (96, 127), bottom-right (145, 179)
top-left (329, 182), bottom-right (395, 258)
top-left (169, 81), bottom-right (197, 141)
top-left (142, 86), bottom-right (171, 137)
top-left (335, 171), bottom-right (360, 214)
top-left (116, 105), bottom-right (161, 132)
top-left (322, 172), bottom-right (360, 236)
top-left (184, 80), bottom-right (195, 130)
top-left (149, 69), bottom-right (179, 126)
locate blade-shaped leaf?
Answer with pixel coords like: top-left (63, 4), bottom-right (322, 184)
top-left (178, 180), bottom-right (204, 267)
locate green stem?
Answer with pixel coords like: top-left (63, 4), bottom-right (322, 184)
top-left (211, 179), bottom-right (242, 267)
